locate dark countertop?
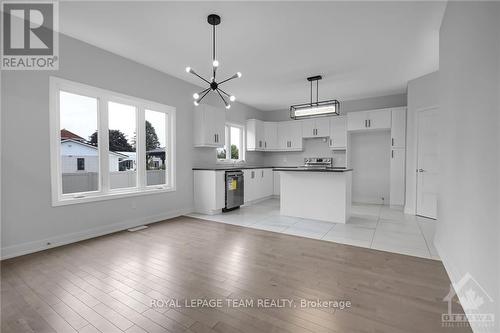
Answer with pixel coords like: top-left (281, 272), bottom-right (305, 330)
top-left (192, 166), bottom-right (276, 171)
top-left (193, 166), bottom-right (352, 172)
top-left (273, 167), bottom-right (353, 172)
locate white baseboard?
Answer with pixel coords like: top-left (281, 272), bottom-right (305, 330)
top-left (1, 207), bottom-right (193, 260)
top-left (434, 239), bottom-right (497, 333)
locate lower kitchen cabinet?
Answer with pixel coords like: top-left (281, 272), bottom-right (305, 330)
top-left (243, 168), bottom-right (274, 203)
top-left (193, 170), bottom-right (225, 214)
top-left (390, 148), bottom-right (406, 206)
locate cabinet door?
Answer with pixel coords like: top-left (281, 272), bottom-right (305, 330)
top-left (213, 107), bottom-right (226, 147)
top-left (263, 122), bottom-right (278, 150)
top-left (369, 109), bottom-right (391, 129)
top-left (243, 169), bottom-right (257, 203)
top-left (301, 119), bottom-right (316, 138)
top-left (246, 119), bottom-right (264, 151)
top-left (390, 148), bottom-right (405, 206)
top-left (315, 118), bottom-right (330, 137)
top-left (277, 122), bottom-right (290, 149)
top-left (289, 121), bottom-right (303, 149)
top-left (263, 169), bottom-right (274, 197)
top-left (347, 111), bottom-right (368, 131)
top-left (391, 108), bottom-right (406, 148)
top-left (329, 116), bottom-right (347, 148)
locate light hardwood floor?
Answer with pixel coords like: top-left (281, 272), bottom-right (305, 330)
top-left (1, 216), bottom-right (472, 333)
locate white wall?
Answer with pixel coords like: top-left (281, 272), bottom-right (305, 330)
top-left (350, 131), bottom-right (391, 204)
top-left (405, 71), bottom-right (439, 214)
top-left (0, 34), bottom-right (264, 258)
top-left (436, 2), bottom-right (499, 332)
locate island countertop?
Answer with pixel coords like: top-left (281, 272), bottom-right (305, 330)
top-left (273, 167), bottom-right (353, 172)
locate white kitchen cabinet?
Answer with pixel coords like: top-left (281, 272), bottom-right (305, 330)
top-left (243, 168), bottom-right (273, 203)
top-left (391, 107), bottom-right (406, 148)
top-left (273, 171), bottom-right (280, 196)
top-left (302, 118), bottom-right (330, 138)
top-left (328, 116), bottom-right (347, 149)
top-left (277, 121), bottom-right (303, 151)
top-left (390, 148), bottom-right (406, 206)
top-left (246, 119), bottom-right (265, 151)
top-left (193, 170), bottom-right (225, 214)
top-left (193, 104), bottom-right (225, 147)
top-left (263, 122), bottom-right (278, 150)
top-left (347, 109), bottom-right (391, 131)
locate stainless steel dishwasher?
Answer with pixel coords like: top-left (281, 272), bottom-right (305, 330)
top-left (223, 170), bottom-right (244, 212)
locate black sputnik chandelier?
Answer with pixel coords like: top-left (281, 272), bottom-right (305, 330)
top-left (186, 14), bottom-right (241, 109)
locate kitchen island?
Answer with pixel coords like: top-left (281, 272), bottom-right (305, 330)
top-left (274, 168), bottom-right (353, 224)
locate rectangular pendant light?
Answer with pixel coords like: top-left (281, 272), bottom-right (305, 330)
top-left (290, 100), bottom-right (340, 119)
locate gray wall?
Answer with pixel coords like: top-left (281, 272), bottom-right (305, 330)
top-left (0, 34), bottom-right (264, 258)
top-left (262, 93), bottom-right (407, 121)
top-left (405, 71), bottom-right (439, 214)
top-left (436, 2), bottom-right (499, 332)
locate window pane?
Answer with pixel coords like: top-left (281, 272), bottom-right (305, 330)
top-left (216, 126), bottom-right (229, 160)
top-left (230, 126), bottom-right (241, 160)
top-left (145, 110), bottom-right (166, 186)
top-left (59, 91), bottom-right (99, 194)
top-left (108, 102), bottom-right (137, 189)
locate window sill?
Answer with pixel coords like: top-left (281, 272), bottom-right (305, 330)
top-left (52, 186), bottom-right (176, 207)
top-left (216, 159), bottom-right (246, 165)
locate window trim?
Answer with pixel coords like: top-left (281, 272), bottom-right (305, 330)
top-left (49, 77), bottom-right (176, 206)
top-left (216, 122), bottom-right (245, 163)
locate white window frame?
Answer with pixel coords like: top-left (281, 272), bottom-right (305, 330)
top-left (49, 77), bottom-right (176, 206)
top-left (217, 122), bottom-right (245, 163)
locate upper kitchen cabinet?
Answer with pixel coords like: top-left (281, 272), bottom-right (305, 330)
top-left (263, 122), bottom-right (278, 150)
top-left (193, 104), bottom-right (225, 147)
top-left (278, 121), bottom-right (303, 151)
top-left (347, 108), bottom-right (392, 131)
top-left (328, 116), bottom-right (347, 149)
top-left (247, 119), bottom-right (265, 151)
top-left (391, 107), bottom-right (407, 148)
top-left (302, 118), bottom-right (330, 138)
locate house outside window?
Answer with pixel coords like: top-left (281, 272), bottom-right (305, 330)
top-left (50, 77), bottom-right (176, 206)
top-left (217, 123), bottom-right (245, 162)
top-left (77, 158), bottom-right (85, 171)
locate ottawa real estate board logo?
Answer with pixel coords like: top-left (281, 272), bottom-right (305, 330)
top-left (1, 1), bottom-right (59, 70)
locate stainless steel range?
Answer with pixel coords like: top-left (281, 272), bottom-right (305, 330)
top-left (303, 157), bottom-right (333, 169)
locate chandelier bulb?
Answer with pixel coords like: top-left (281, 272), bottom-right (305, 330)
top-left (193, 93), bottom-right (199, 99)
top-left (237, 72), bottom-right (242, 78)
top-left (226, 104), bottom-right (231, 109)
top-left (194, 101), bottom-right (199, 106)
top-left (185, 67), bottom-right (191, 73)
top-left (212, 60), bottom-right (219, 67)
top-left (229, 96), bottom-right (236, 102)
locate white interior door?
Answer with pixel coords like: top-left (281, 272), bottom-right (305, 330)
top-left (416, 107), bottom-right (439, 219)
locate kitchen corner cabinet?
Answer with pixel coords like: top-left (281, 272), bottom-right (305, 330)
top-left (302, 118), bottom-right (330, 138)
top-left (247, 119), bottom-right (264, 151)
top-left (193, 104), bottom-right (225, 147)
top-left (243, 168), bottom-right (273, 203)
top-left (390, 148), bottom-right (406, 206)
top-left (277, 121), bottom-right (303, 151)
top-left (328, 116), bottom-right (347, 149)
top-left (347, 108), bottom-right (391, 131)
top-left (193, 170), bottom-right (225, 214)
top-left (391, 107), bottom-right (406, 148)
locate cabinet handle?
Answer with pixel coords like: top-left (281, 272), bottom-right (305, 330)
top-left (265, 141), bottom-right (267, 148)
top-left (391, 150), bottom-right (394, 158)
top-left (214, 134), bottom-right (217, 142)
top-left (365, 120), bottom-right (367, 128)
top-left (369, 119), bottom-right (371, 127)
top-left (330, 139), bottom-right (332, 146)
top-left (392, 138), bottom-right (394, 146)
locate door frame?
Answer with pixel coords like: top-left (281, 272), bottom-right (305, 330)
top-left (415, 106), bottom-right (439, 219)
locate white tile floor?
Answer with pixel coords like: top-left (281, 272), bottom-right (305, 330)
top-left (187, 198), bottom-right (440, 260)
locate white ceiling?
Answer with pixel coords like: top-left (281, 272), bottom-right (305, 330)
top-left (59, 1), bottom-right (445, 111)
